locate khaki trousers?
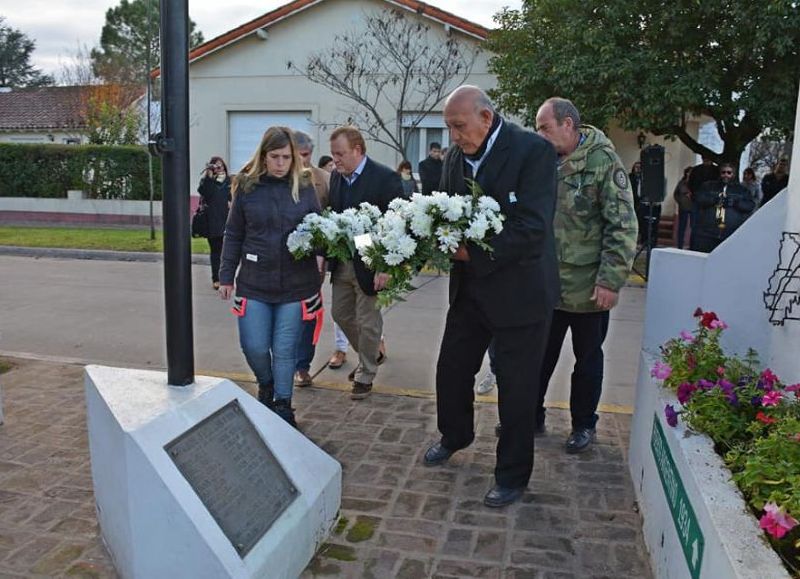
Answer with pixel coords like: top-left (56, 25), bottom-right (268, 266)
top-left (331, 261), bottom-right (383, 384)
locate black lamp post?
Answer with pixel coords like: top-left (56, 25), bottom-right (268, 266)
top-left (158, 0), bottom-right (194, 386)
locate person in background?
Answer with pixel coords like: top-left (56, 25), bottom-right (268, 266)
top-left (741, 167), bottom-right (762, 208)
top-left (318, 155), bottom-right (335, 173)
top-left (218, 127), bottom-right (321, 427)
top-left (629, 161), bottom-right (642, 241)
top-left (673, 166), bottom-right (693, 249)
top-left (690, 162), bottom-right (755, 253)
top-left (397, 160), bottom-right (419, 196)
top-left (761, 158), bottom-right (789, 206)
top-left (687, 156), bottom-right (720, 248)
top-left (293, 131), bottom-right (330, 388)
top-left (418, 141), bottom-right (443, 195)
top-left (197, 156), bottom-right (231, 289)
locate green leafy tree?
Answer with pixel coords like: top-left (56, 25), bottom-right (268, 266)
top-left (488, 1), bottom-right (800, 164)
top-left (91, 0), bottom-right (204, 85)
top-left (84, 85), bottom-right (142, 145)
top-left (0, 17), bottom-right (54, 87)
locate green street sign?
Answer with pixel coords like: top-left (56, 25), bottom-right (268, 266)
top-left (651, 414), bottom-right (705, 579)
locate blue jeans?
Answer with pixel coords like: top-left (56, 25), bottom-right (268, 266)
top-left (238, 298), bottom-right (302, 401)
top-left (295, 318), bottom-right (316, 372)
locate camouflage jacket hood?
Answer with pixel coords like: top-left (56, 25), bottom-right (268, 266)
top-left (554, 125), bottom-right (638, 312)
top-left (561, 125), bottom-right (616, 174)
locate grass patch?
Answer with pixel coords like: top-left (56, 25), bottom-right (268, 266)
top-left (333, 516), bottom-right (348, 535)
top-left (0, 226), bottom-right (209, 254)
top-left (345, 516), bottom-right (377, 543)
top-left (320, 543), bottom-right (357, 562)
top-left (0, 359), bottom-right (13, 374)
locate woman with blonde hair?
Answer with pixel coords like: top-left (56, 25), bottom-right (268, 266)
top-left (218, 127), bottom-right (321, 426)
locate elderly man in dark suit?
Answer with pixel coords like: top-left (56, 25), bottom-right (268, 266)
top-left (423, 86), bottom-right (560, 507)
top-left (328, 126), bottom-right (405, 401)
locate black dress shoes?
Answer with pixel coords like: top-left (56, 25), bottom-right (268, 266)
top-left (484, 484), bottom-right (524, 508)
top-left (566, 427), bottom-right (596, 454)
top-left (423, 442), bottom-right (455, 466)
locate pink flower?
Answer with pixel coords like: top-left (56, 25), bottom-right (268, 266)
top-left (762, 390), bottom-right (783, 407)
top-left (679, 330), bottom-right (695, 343)
top-left (716, 366), bottom-right (726, 376)
top-left (709, 319), bottom-right (728, 330)
top-left (786, 383), bottom-right (800, 396)
top-left (651, 361), bottom-right (672, 380)
top-left (760, 369), bottom-right (779, 389)
top-left (759, 503), bottom-right (798, 540)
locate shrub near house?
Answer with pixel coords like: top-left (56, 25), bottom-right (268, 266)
top-left (0, 143), bottom-right (161, 200)
top-left (653, 308), bottom-right (800, 576)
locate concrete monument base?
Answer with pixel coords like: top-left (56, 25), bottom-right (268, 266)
top-left (84, 365), bottom-right (341, 579)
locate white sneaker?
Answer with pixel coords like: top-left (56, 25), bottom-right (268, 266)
top-left (476, 371), bottom-right (496, 395)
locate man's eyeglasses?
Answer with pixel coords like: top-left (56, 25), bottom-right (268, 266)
top-left (720, 170), bottom-right (734, 175)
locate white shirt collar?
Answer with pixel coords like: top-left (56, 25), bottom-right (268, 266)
top-left (344, 156), bottom-right (368, 185)
top-left (464, 120), bottom-right (503, 176)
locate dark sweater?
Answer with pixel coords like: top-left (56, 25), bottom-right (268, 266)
top-left (219, 174), bottom-right (320, 304)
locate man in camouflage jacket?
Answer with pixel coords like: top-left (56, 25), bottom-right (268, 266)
top-left (534, 97), bottom-right (638, 453)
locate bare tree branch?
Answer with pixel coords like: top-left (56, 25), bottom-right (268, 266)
top-left (288, 9), bottom-right (480, 159)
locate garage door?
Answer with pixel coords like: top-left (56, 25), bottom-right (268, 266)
top-left (228, 111), bottom-right (313, 173)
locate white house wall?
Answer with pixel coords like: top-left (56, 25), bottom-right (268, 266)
top-left (187, 0), bottom-right (495, 180)
top-left (0, 131), bottom-right (87, 145)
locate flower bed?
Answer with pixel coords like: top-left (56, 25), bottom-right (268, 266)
top-left (652, 308), bottom-right (799, 576)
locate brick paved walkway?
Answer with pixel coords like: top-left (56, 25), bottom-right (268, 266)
top-left (0, 357), bottom-right (652, 578)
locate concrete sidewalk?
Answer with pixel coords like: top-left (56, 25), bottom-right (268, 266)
top-left (0, 356), bottom-right (652, 578)
top-left (0, 253), bottom-right (645, 412)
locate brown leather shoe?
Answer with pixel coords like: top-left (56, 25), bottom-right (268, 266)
top-left (328, 350), bottom-right (346, 369)
top-left (294, 370), bottom-right (312, 387)
top-left (350, 381), bottom-right (372, 400)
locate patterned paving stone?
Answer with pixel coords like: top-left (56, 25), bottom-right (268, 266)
top-left (0, 357), bottom-right (652, 578)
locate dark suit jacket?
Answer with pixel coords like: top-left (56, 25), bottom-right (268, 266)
top-left (440, 121), bottom-right (560, 328)
top-left (419, 156), bottom-right (443, 195)
top-left (329, 157), bottom-right (406, 295)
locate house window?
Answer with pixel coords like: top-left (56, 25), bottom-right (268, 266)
top-left (402, 114), bottom-right (448, 172)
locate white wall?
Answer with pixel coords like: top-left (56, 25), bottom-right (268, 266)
top-left (187, 0), bottom-right (495, 181)
top-left (0, 130), bottom-right (87, 144)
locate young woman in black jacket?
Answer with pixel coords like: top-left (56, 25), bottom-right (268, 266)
top-left (218, 127), bottom-right (321, 426)
top-left (197, 156), bottom-right (231, 289)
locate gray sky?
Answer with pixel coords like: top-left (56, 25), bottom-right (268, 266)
top-left (1, 0), bottom-right (521, 78)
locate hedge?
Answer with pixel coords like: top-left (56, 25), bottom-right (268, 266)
top-left (0, 143), bottom-right (163, 200)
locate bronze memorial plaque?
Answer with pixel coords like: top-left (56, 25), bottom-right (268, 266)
top-left (165, 400), bottom-right (298, 557)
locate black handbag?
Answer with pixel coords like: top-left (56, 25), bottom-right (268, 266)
top-left (191, 202), bottom-right (209, 238)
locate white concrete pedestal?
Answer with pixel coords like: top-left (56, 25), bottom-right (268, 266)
top-left (85, 365), bottom-right (341, 579)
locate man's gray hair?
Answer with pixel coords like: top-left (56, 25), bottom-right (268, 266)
top-left (446, 85), bottom-right (496, 114)
top-left (294, 130), bottom-right (313, 151)
top-left (544, 97), bottom-right (581, 130)
top-left (474, 90), bottom-right (495, 114)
